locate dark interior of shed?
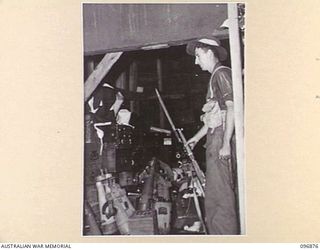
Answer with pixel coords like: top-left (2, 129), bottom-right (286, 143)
top-left (83, 38), bottom-right (241, 235)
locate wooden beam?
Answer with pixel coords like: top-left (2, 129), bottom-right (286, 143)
top-left (84, 52), bottom-right (123, 102)
top-left (157, 58), bottom-right (165, 128)
top-left (129, 61), bottom-right (138, 113)
top-left (146, 93), bottom-right (185, 101)
top-left (115, 71), bottom-right (127, 89)
top-left (83, 4), bottom-right (227, 55)
top-left (84, 59), bottom-right (95, 81)
top-left (228, 3), bottom-right (245, 235)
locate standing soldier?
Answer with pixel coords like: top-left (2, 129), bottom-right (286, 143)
top-left (186, 37), bottom-right (239, 234)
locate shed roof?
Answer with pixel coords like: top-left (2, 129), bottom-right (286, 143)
top-left (83, 4), bottom-right (228, 55)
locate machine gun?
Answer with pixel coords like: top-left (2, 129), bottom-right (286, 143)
top-left (155, 89), bottom-right (206, 196)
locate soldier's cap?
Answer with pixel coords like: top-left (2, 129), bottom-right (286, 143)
top-left (186, 37), bottom-right (228, 61)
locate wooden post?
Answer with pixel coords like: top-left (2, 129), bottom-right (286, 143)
top-left (228, 3), bottom-right (246, 235)
top-left (84, 59), bottom-right (95, 82)
top-left (84, 52), bottom-right (123, 102)
top-left (115, 71), bottom-right (127, 89)
top-left (129, 61), bottom-right (138, 113)
top-left (84, 58), bottom-right (95, 143)
top-left (157, 58), bottom-right (165, 127)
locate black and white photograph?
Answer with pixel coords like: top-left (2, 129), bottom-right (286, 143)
top-left (3, 0), bottom-right (320, 246)
top-left (82, 3), bottom-right (245, 236)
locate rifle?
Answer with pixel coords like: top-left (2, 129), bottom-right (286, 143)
top-left (155, 89), bottom-right (206, 194)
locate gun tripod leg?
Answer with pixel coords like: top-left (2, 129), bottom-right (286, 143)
top-left (191, 178), bottom-right (207, 234)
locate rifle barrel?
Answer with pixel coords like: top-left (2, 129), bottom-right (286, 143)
top-left (155, 88), bottom-right (181, 142)
top-left (155, 89), bottom-right (206, 188)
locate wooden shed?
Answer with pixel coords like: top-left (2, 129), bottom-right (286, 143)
top-left (83, 3), bottom-right (245, 235)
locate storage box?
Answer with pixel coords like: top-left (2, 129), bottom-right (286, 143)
top-left (128, 210), bottom-right (158, 235)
